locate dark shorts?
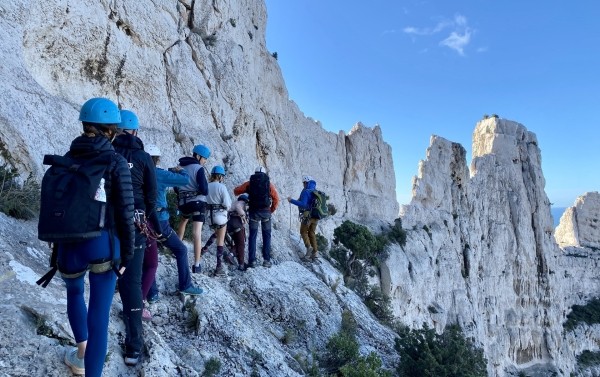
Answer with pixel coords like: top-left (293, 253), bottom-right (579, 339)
top-left (178, 200), bottom-right (206, 222)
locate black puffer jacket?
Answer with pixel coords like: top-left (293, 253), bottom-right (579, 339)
top-left (112, 133), bottom-right (162, 234)
top-left (68, 135), bottom-right (135, 267)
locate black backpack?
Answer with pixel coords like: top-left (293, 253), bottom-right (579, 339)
top-left (310, 190), bottom-right (329, 219)
top-left (38, 151), bottom-right (115, 243)
top-left (247, 172), bottom-right (271, 211)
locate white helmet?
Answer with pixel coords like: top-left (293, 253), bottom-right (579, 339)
top-left (302, 175), bottom-right (313, 183)
top-left (255, 166), bottom-right (266, 173)
top-left (146, 144), bottom-right (161, 157)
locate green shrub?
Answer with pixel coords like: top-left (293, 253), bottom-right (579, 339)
top-left (339, 352), bottom-right (393, 377)
top-left (323, 331), bottom-right (359, 373)
top-left (167, 190), bottom-right (193, 240)
top-left (333, 220), bottom-right (388, 266)
top-left (564, 298), bottom-right (600, 331)
top-left (364, 286), bottom-right (394, 325)
top-left (340, 309), bottom-right (358, 337)
top-left (395, 324), bottom-right (487, 377)
top-left (316, 233), bottom-right (329, 252)
top-left (322, 310), bottom-right (391, 376)
top-left (385, 218), bottom-right (407, 246)
top-left (0, 165), bottom-right (40, 220)
top-left (202, 357), bottom-right (221, 376)
top-left (577, 350), bottom-right (600, 367)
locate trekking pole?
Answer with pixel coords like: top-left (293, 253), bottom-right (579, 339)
top-left (289, 202), bottom-right (292, 229)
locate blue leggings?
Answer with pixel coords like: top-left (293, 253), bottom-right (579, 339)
top-left (58, 231), bottom-right (119, 377)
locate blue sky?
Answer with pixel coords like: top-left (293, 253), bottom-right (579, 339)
top-left (264, 1), bottom-right (600, 207)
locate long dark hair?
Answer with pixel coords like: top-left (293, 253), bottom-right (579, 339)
top-left (82, 122), bottom-right (118, 139)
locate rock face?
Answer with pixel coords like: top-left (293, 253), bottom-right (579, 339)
top-left (554, 192), bottom-right (600, 249)
top-left (386, 118), bottom-right (600, 376)
top-left (2, 1), bottom-right (600, 377)
top-left (0, 0), bottom-right (399, 226)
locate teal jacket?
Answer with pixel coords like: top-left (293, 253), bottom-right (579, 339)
top-left (156, 168), bottom-right (189, 222)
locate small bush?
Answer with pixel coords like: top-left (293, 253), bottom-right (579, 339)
top-left (281, 328), bottom-right (296, 345)
top-left (203, 357), bottom-right (221, 377)
top-left (322, 310), bottom-right (391, 376)
top-left (364, 286), bottom-right (394, 325)
top-left (386, 218), bottom-right (407, 246)
top-left (340, 309), bottom-right (357, 337)
top-left (395, 323), bottom-right (487, 377)
top-left (316, 233), bottom-right (329, 252)
top-left (0, 165), bottom-right (40, 220)
top-left (333, 220), bottom-right (388, 267)
top-left (577, 350), bottom-right (600, 367)
top-left (323, 331), bottom-right (359, 373)
top-left (564, 297), bottom-right (600, 331)
top-left (271, 51), bottom-right (278, 59)
top-left (339, 352), bottom-right (393, 377)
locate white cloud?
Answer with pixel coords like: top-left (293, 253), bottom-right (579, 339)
top-left (440, 29), bottom-right (471, 56)
top-left (404, 13), bottom-right (475, 55)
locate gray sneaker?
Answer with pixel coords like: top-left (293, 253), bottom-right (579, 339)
top-left (262, 260), bottom-right (272, 268)
top-left (64, 348), bottom-right (84, 375)
top-left (180, 285), bottom-right (203, 295)
top-left (214, 265), bottom-right (226, 276)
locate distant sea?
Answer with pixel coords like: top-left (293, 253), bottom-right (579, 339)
top-left (551, 207), bottom-right (567, 227)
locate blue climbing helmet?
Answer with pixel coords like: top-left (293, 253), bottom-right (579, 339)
top-left (211, 165), bottom-right (225, 176)
top-left (118, 110), bottom-right (139, 130)
top-left (238, 194), bottom-right (249, 203)
top-left (79, 97), bottom-right (121, 124)
top-left (193, 144), bottom-right (211, 159)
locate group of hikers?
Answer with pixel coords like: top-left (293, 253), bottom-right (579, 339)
top-left (37, 97), bottom-right (325, 376)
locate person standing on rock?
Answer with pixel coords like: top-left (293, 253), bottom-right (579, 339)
top-left (287, 175), bottom-right (320, 262)
top-left (57, 98), bottom-right (135, 376)
top-left (205, 165), bottom-right (232, 276)
top-left (227, 194), bottom-right (250, 270)
top-left (142, 145), bottom-right (203, 322)
top-left (175, 144), bottom-right (210, 273)
top-left (113, 109), bottom-right (163, 366)
top-left (234, 166), bottom-right (279, 268)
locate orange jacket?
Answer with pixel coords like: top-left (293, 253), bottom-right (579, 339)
top-left (234, 180), bottom-right (280, 213)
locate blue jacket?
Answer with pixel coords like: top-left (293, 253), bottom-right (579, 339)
top-left (290, 180), bottom-right (316, 212)
top-left (156, 168), bottom-right (189, 222)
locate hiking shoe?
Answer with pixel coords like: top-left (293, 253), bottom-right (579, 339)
top-left (245, 260), bottom-right (257, 269)
top-left (64, 348), bottom-right (85, 375)
top-left (192, 264), bottom-right (202, 274)
top-left (262, 260), bottom-right (272, 268)
top-left (180, 285), bottom-right (203, 295)
top-left (301, 247), bottom-right (313, 261)
top-left (142, 308), bottom-right (152, 322)
top-left (224, 252), bottom-right (237, 265)
top-left (237, 264), bottom-right (246, 272)
top-left (147, 294), bottom-right (160, 304)
top-left (124, 352), bottom-right (142, 366)
top-left (214, 266), bottom-right (226, 277)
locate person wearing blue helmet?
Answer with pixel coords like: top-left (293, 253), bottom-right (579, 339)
top-left (59, 98), bottom-right (135, 376)
top-left (175, 144), bottom-right (210, 273)
top-left (112, 109), bottom-right (162, 366)
top-left (142, 145), bottom-right (204, 320)
top-left (287, 175), bottom-right (320, 262)
top-left (204, 165), bottom-right (232, 276)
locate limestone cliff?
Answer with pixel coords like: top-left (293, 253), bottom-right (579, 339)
top-left (388, 118), bottom-right (600, 376)
top-left (0, 0), bottom-right (399, 225)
